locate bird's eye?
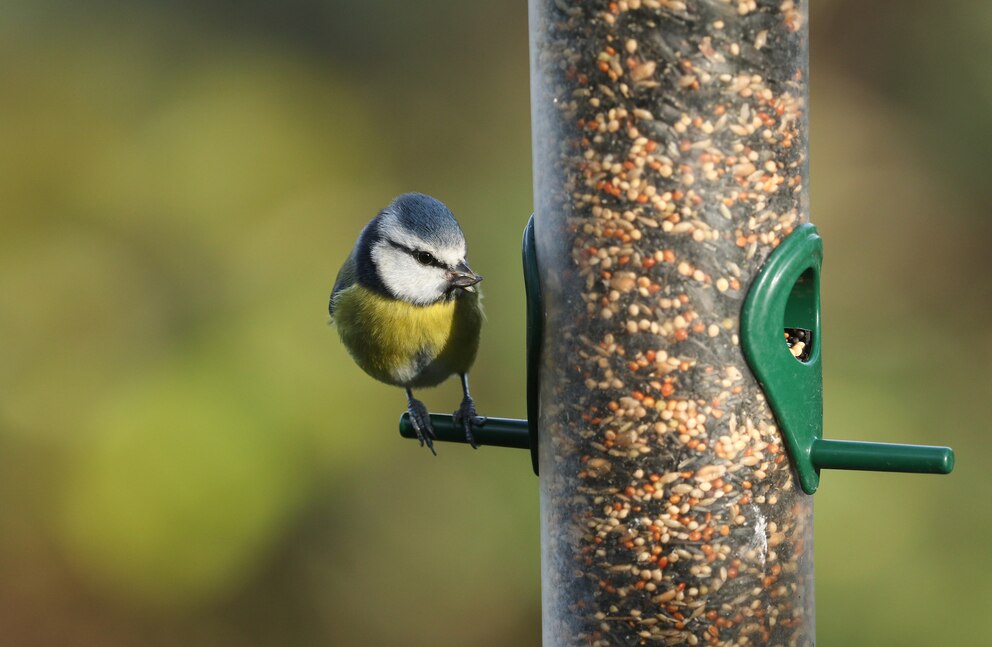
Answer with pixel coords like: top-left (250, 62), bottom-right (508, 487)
top-left (415, 251), bottom-right (437, 266)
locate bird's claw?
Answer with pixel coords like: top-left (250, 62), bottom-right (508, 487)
top-left (453, 397), bottom-right (486, 449)
top-left (407, 397), bottom-right (436, 456)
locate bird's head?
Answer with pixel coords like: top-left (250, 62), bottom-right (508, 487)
top-left (367, 193), bottom-right (482, 306)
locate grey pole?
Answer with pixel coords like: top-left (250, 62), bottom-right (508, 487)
top-left (528, 2), bottom-right (815, 645)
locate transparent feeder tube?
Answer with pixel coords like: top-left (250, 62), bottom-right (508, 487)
top-left (529, 2), bottom-right (814, 646)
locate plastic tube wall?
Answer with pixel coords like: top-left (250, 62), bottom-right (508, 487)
top-left (529, 2), bottom-right (814, 645)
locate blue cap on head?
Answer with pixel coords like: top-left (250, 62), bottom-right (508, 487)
top-left (387, 193), bottom-right (464, 248)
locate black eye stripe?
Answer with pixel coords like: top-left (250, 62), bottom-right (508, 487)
top-left (387, 240), bottom-right (448, 269)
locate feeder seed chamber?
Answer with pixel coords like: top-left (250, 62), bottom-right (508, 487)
top-left (399, 2), bottom-right (953, 645)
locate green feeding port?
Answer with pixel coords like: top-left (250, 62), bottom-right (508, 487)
top-left (741, 223), bottom-right (954, 494)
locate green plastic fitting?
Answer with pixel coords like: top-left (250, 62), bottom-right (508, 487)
top-left (740, 223), bottom-right (954, 493)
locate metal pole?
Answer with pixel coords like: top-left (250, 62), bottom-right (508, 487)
top-left (528, 1), bottom-right (814, 645)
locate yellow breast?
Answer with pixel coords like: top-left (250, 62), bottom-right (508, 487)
top-left (332, 285), bottom-right (483, 388)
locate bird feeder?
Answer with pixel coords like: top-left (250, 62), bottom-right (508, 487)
top-left (399, 1), bottom-right (953, 644)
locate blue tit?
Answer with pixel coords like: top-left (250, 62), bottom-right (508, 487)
top-left (328, 193), bottom-right (486, 454)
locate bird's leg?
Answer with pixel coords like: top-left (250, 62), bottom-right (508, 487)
top-left (406, 388), bottom-right (436, 456)
top-left (453, 373), bottom-right (486, 449)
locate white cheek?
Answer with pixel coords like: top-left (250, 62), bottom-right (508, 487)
top-left (372, 245), bottom-right (448, 305)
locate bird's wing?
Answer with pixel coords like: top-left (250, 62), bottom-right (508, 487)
top-left (328, 254), bottom-right (358, 321)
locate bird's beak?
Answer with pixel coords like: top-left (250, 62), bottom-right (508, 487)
top-left (447, 261), bottom-right (483, 288)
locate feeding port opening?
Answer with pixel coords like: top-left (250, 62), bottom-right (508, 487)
top-left (784, 267), bottom-right (818, 363)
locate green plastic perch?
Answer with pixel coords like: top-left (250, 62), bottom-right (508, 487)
top-left (399, 414), bottom-right (529, 450)
top-left (811, 439), bottom-right (954, 474)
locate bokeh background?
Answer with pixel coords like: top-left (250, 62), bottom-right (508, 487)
top-left (1, 0), bottom-right (989, 645)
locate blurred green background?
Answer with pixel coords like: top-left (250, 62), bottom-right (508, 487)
top-left (0, 0), bottom-right (988, 645)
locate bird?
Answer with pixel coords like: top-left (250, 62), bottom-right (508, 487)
top-left (328, 193), bottom-right (486, 454)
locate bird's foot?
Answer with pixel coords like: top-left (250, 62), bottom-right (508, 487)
top-left (407, 397), bottom-right (437, 455)
top-left (453, 396), bottom-right (487, 449)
